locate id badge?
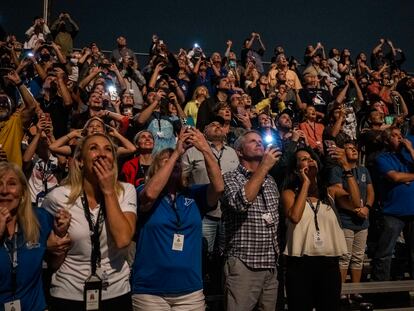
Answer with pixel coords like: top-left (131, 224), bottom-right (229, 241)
top-left (96, 267), bottom-right (109, 291)
top-left (4, 300), bottom-right (21, 311)
top-left (36, 191), bottom-right (46, 208)
top-left (314, 231), bottom-right (324, 249)
top-left (84, 274), bottom-right (102, 311)
top-left (262, 213), bottom-right (275, 226)
top-left (172, 233), bottom-right (184, 251)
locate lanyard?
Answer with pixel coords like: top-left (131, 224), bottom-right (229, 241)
top-left (4, 224), bottom-right (18, 296)
top-left (155, 112), bottom-right (162, 132)
top-left (166, 195), bottom-right (182, 231)
top-left (41, 159), bottom-right (50, 193)
top-left (211, 146), bottom-right (224, 169)
top-left (81, 192), bottom-right (105, 275)
top-left (306, 198), bottom-right (321, 232)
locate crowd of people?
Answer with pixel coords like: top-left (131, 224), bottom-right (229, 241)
top-left (0, 12), bottom-right (413, 311)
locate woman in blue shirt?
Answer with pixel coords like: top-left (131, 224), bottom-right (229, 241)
top-left (132, 128), bottom-right (224, 310)
top-left (0, 162), bottom-right (69, 311)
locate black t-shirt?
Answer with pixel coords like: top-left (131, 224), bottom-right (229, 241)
top-left (299, 88), bottom-right (333, 116)
top-left (37, 96), bottom-right (70, 138)
top-left (248, 85), bottom-right (267, 106)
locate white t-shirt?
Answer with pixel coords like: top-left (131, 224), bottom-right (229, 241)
top-left (28, 154), bottom-right (59, 204)
top-left (42, 182), bottom-right (137, 301)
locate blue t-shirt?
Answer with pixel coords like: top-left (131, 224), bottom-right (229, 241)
top-left (376, 151), bottom-right (414, 216)
top-left (0, 208), bottom-right (53, 311)
top-left (132, 185), bottom-right (208, 295)
top-left (327, 166), bottom-right (371, 230)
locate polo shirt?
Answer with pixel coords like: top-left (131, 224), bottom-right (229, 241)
top-left (42, 183), bottom-right (137, 301)
top-left (0, 208), bottom-right (53, 311)
top-left (132, 185), bottom-right (208, 295)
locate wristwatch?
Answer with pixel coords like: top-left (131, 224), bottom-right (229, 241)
top-left (343, 169), bottom-right (353, 178)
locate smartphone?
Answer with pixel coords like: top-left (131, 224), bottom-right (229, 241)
top-left (107, 85), bottom-right (118, 101)
top-left (324, 140), bottom-right (336, 149)
top-left (384, 115), bottom-right (395, 125)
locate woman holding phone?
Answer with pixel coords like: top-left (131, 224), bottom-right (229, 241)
top-left (131, 128), bottom-right (224, 310)
top-left (281, 146), bottom-right (361, 311)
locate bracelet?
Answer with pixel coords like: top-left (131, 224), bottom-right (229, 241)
top-left (365, 204), bottom-right (372, 209)
top-left (15, 81), bottom-right (23, 87)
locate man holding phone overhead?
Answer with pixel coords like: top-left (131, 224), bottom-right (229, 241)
top-left (222, 130), bottom-right (281, 311)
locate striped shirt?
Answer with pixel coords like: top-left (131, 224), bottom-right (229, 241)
top-left (222, 164), bottom-right (279, 269)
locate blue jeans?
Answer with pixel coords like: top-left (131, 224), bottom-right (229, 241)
top-left (371, 215), bottom-right (414, 281)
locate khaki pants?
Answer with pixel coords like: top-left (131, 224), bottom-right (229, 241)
top-left (339, 228), bottom-right (368, 270)
top-left (224, 256), bottom-right (278, 311)
top-left (132, 289), bottom-right (205, 311)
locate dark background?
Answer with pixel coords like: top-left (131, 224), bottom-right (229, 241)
top-left (1, 0), bottom-right (414, 70)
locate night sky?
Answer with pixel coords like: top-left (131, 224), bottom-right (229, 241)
top-left (1, 0), bottom-right (414, 70)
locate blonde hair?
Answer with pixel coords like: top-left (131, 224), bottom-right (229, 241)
top-left (82, 117), bottom-right (107, 136)
top-left (146, 148), bottom-right (188, 191)
top-left (0, 162), bottom-right (39, 243)
top-left (63, 133), bottom-right (123, 205)
top-left (191, 86), bottom-right (209, 101)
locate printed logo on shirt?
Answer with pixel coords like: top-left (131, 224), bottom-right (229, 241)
top-left (361, 174), bottom-right (366, 183)
top-left (26, 242), bottom-right (41, 249)
top-left (312, 93), bottom-right (326, 106)
top-left (184, 198), bottom-right (194, 206)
